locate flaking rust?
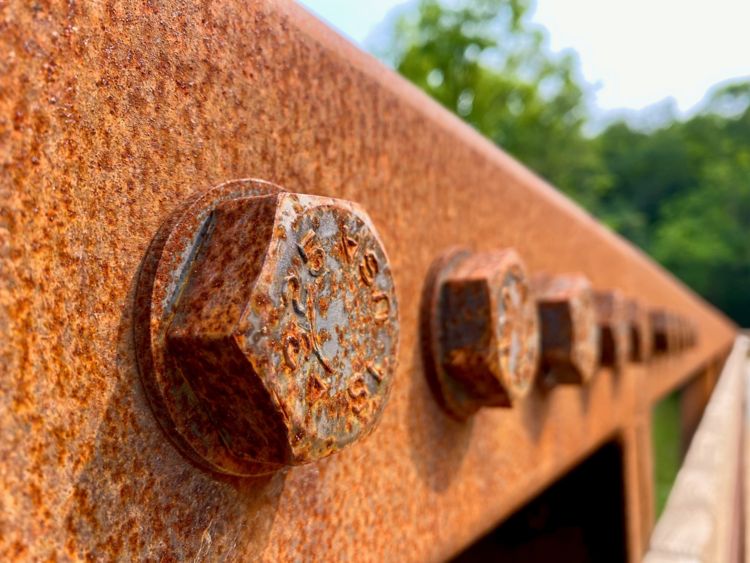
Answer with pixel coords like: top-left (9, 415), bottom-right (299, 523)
top-left (533, 274), bottom-right (599, 385)
top-left (420, 248), bottom-right (539, 419)
top-left (134, 179), bottom-right (399, 475)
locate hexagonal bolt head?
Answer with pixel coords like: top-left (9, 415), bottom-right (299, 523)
top-left (421, 248), bottom-right (539, 419)
top-left (684, 318), bottom-right (698, 348)
top-left (165, 192), bottom-right (399, 468)
top-left (672, 314), bottom-right (686, 351)
top-left (532, 274), bottom-right (599, 385)
top-left (625, 299), bottom-right (652, 362)
top-left (671, 314), bottom-right (696, 351)
top-left (594, 290), bottom-right (631, 369)
top-left (650, 310), bottom-right (677, 354)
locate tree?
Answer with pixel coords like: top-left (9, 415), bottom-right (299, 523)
top-left (596, 122), bottom-right (697, 248)
top-left (373, 0), bottom-right (611, 210)
top-left (598, 83), bottom-right (750, 324)
top-left (374, 0), bottom-right (750, 324)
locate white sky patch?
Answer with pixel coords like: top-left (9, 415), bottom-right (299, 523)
top-left (298, 0), bottom-right (750, 114)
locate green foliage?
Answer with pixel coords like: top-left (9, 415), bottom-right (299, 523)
top-left (652, 393), bottom-right (681, 517)
top-left (374, 0), bottom-right (750, 325)
top-left (378, 0), bottom-right (611, 209)
top-left (599, 96), bottom-right (750, 324)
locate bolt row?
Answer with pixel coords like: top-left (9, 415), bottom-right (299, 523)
top-left (421, 247), bottom-right (698, 420)
top-left (137, 184), bottom-right (700, 474)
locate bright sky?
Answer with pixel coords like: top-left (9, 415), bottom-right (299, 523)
top-left (298, 0), bottom-right (750, 117)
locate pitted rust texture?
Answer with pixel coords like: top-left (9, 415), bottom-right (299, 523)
top-left (595, 290), bottom-right (631, 369)
top-left (421, 248), bottom-right (539, 419)
top-left (625, 299), bottom-right (652, 362)
top-left (532, 274), bottom-right (599, 385)
top-left (136, 180), bottom-right (398, 475)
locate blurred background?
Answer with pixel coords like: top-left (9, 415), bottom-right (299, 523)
top-left (302, 0), bottom-right (750, 327)
top-left (300, 0), bottom-right (750, 517)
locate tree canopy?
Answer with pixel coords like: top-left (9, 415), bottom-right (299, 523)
top-left (375, 0), bottom-right (750, 325)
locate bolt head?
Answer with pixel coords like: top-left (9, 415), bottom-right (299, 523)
top-left (594, 290), bottom-right (631, 369)
top-left (423, 248), bottom-right (539, 419)
top-left (685, 318), bottom-right (698, 348)
top-left (625, 299), bottom-right (652, 361)
top-left (671, 313), bottom-right (688, 351)
top-left (165, 192), bottom-right (398, 468)
top-left (533, 274), bottom-right (599, 384)
top-left (650, 309), bottom-right (671, 353)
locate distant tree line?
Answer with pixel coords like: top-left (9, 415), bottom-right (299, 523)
top-left (375, 0), bottom-right (750, 325)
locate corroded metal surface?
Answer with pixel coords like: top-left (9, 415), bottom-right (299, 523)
top-left (0, 0), bottom-right (737, 561)
top-left (420, 248), bottom-right (539, 419)
top-left (595, 290), bottom-right (631, 370)
top-left (625, 299), bottom-right (652, 362)
top-left (686, 318), bottom-right (699, 348)
top-left (673, 314), bottom-right (697, 351)
top-left (533, 274), bottom-right (599, 385)
top-left (650, 310), bottom-right (693, 354)
top-left (135, 180), bottom-right (398, 475)
top-left (673, 314), bottom-right (687, 351)
top-left (651, 310), bottom-right (672, 353)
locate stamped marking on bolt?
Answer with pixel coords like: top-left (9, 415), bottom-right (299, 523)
top-left (341, 226), bottom-right (359, 263)
top-left (373, 292), bottom-right (391, 322)
top-left (359, 251), bottom-right (379, 287)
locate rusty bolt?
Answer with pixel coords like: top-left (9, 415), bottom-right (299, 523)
top-left (421, 248), bottom-right (539, 419)
top-left (625, 299), bottom-right (652, 362)
top-left (679, 315), bottom-right (698, 350)
top-left (685, 318), bottom-right (698, 348)
top-left (672, 314), bottom-right (686, 351)
top-left (672, 312), bottom-right (685, 352)
top-left (674, 314), bottom-right (695, 351)
top-left (532, 274), bottom-right (599, 385)
top-left (136, 181), bottom-right (399, 475)
top-left (594, 290), bottom-right (631, 369)
top-left (650, 310), bottom-right (671, 354)
top-left (649, 310), bottom-right (669, 354)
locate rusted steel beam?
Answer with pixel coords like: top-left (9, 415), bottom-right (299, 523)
top-left (0, 1), bottom-right (736, 561)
